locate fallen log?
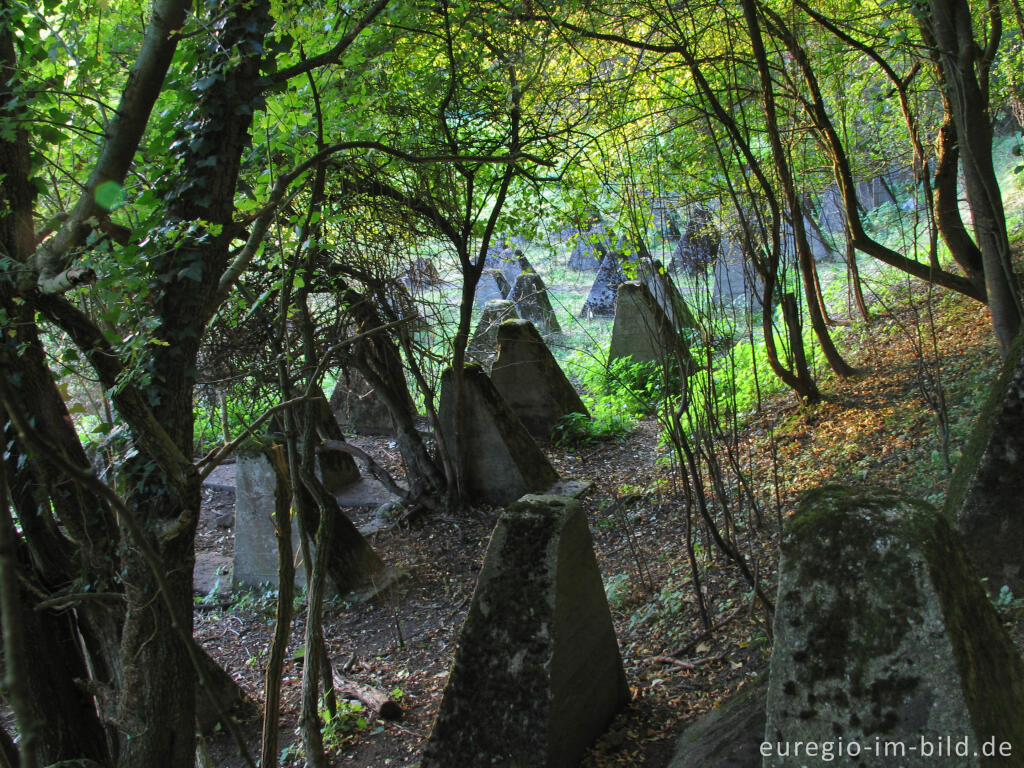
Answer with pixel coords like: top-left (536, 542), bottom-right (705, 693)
top-left (332, 673), bottom-right (403, 721)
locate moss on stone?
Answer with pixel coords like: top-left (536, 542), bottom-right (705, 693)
top-left (944, 331), bottom-right (1024, 521)
top-left (782, 487), bottom-right (932, 718)
top-left (423, 495), bottom-right (625, 767)
top-left (768, 484), bottom-right (1024, 763)
top-left (921, 506), bottom-right (1024, 755)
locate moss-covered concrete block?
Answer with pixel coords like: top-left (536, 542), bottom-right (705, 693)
top-left (468, 299), bottom-right (519, 371)
top-left (766, 486), bottom-right (1024, 767)
top-left (421, 495), bottom-right (628, 768)
top-left (608, 281), bottom-right (691, 366)
top-left (329, 368), bottom-right (396, 436)
top-left (669, 675), bottom-right (766, 768)
top-left (638, 258), bottom-right (698, 335)
top-left (491, 319), bottom-right (588, 439)
top-left (945, 333), bottom-right (1024, 596)
top-left (438, 364), bottom-right (559, 505)
top-left (580, 252), bottom-right (626, 318)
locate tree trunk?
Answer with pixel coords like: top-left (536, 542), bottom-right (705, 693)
top-left (742, 0), bottom-right (852, 378)
top-left (926, 0), bottom-right (1022, 353)
top-left (340, 285), bottom-right (446, 505)
top-left (261, 447), bottom-right (295, 768)
top-left (932, 108), bottom-right (986, 289)
top-left (117, 462), bottom-right (200, 768)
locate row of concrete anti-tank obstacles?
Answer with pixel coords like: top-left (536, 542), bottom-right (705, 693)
top-left (421, 334), bottom-right (1024, 767)
top-left (232, 304), bottom-right (1024, 768)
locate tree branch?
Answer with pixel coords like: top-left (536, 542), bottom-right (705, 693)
top-left (31, 0), bottom-right (191, 290)
top-left (31, 293), bottom-right (195, 492)
top-left (255, 0), bottom-right (392, 88)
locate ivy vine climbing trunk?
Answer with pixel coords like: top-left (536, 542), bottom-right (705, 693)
top-left (114, 3), bottom-right (275, 765)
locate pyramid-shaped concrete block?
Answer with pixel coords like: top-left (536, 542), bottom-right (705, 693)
top-left (638, 258), bottom-right (697, 334)
top-left (438, 364), bottom-right (559, 505)
top-left (581, 251), bottom-right (626, 318)
top-left (946, 334), bottom-right (1024, 596)
top-left (234, 450), bottom-right (306, 590)
top-left (422, 495), bottom-right (628, 768)
top-left (473, 268), bottom-right (510, 307)
top-left (766, 486), bottom-right (1024, 766)
top-left (491, 319), bottom-right (588, 440)
top-left (568, 222), bottom-right (612, 271)
top-left (608, 280), bottom-right (691, 366)
top-left (467, 299), bottom-right (519, 371)
top-left (509, 270), bottom-right (561, 335)
top-left (329, 368), bottom-right (396, 436)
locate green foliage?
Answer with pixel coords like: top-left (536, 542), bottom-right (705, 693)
top-left (552, 352), bottom-right (678, 447)
top-left (551, 408), bottom-right (631, 447)
top-left (227, 584), bottom-right (280, 618)
top-left (604, 572), bottom-right (632, 608)
top-left (321, 699), bottom-right (375, 749)
top-left (279, 697), bottom-right (379, 765)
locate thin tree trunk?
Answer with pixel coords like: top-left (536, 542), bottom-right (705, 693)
top-left (846, 226), bottom-right (871, 321)
top-left (927, 0), bottom-right (1022, 353)
top-left (260, 447), bottom-right (295, 768)
top-left (0, 466), bottom-right (39, 768)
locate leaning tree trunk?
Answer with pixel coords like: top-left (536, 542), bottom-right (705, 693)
top-left (742, 0), bottom-right (852, 379)
top-left (340, 284), bottom-right (447, 505)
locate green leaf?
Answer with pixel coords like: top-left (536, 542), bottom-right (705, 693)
top-left (95, 181), bottom-right (125, 211)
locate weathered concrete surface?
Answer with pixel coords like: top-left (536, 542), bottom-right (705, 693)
top-left (638, 258), bottom-right (698, 335)
top-left (496, 247), bottom-right (533, 288)
top-left (671, 206), bottom-right (719, 274)
top-left (467, 299), bottom-right (519, 370)
top-left (267, 394), bottom-right (361, 490)
top-left (422, 495), bottom-right (628, 768)
top-left (474, 268), bottom-right (511, 306)
top-left (669, 675), bottom-right (766, 768)
top-left (509, 270), bottom-right (561, 335)
top-left (766, 485), bottom-right (1024, 767)
top-left (233, 451), bottom-right (306, 589)
top-left (712, 237), bottom-right (768, 310)
top-left (945, 333), bottom-right (1024, 596)
top-left (581, 252), bottom-right (627, 318)
top-left (438, 364), bottom-right (558, 505)
top-left (568, 222), bottom-right (614, 271)
top-left (608, 281), bottom-right (691, 366)
top-left (491, 319), bottom-right (588, 439)
top-left (330, 368), bottom-right (395, 436)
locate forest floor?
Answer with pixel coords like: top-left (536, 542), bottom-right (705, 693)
top-left (197, 282), bottom-right (1012, 767)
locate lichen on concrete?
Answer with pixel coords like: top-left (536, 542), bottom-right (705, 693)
top-left (491, 319), bottom-right (589, 439)
top-left (422, 495), bottom-right (626, 768)
top-left (766, 485), bottom-right (1024, 767)
top-left (944, 332), bottom-right (1024, 596)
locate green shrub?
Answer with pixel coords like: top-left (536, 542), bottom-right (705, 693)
top-left (551, 406), bottom-right (633, 447)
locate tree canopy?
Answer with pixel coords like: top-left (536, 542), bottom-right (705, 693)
top-left (2, 0), bottom-right (1023, 765)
